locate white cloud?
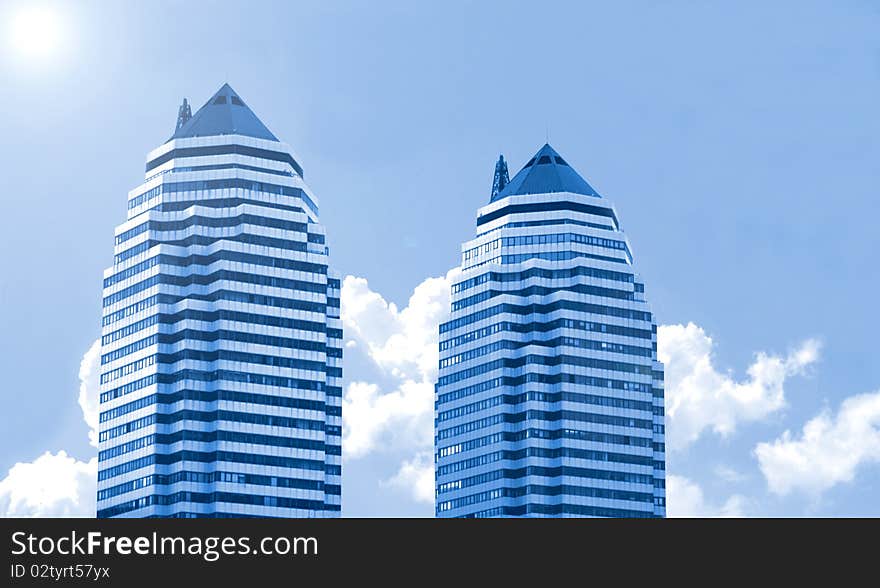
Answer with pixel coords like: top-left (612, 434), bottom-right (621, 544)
top-left (0, 451), bottom-right (97, 517)
top-left (78, 338), bottom-right (101, 447)
top-left (1, 340), bottom-right (100, 517)
top-left (658, 322), bottom-right (820, 450)
top-left (755, 390), bottom-right (880, 497)
top-left (342, 380), bottom-right (434, 459)
top-left (341, 272), bottom-right (456, 382)
top-left (666, 474), bottom-right (746, 517)
top-left (340, 272), bottom-right (456, 504)
top-left (381, 452), bottom-right (435, 506)
top-left (341, 271), bottom-right (456, 460)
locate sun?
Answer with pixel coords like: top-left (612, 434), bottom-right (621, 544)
top-left (9, 4), bottom-right (63, 60)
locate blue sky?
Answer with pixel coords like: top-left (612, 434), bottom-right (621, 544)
top-left (1, 1), bottom-right (878, 517)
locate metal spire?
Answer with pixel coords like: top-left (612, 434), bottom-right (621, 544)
top-left (175, 98), bottom-right (192, 131)
top-left (491, 154), bottom-right (509, 199)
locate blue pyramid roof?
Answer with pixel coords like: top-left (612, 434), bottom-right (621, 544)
top-left (170, 83), bottom-right (278, 142)
top-left (492, 144), bottom-right (598, 201)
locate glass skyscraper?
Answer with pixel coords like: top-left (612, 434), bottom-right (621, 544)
top-left (435, 144), bottom-right (665, 518)
top-left (97, 84), bottom-right (342, 518)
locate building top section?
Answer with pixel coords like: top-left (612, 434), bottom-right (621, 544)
top-left (169, 83), bottom-right (279, 142)
top-left (493, 143), bottom-right (599, 201)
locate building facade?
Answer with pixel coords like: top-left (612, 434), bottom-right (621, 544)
top-left (97, 84), bottom-right (342, 518)
top-left (435, 144), bottom-right (665, 517)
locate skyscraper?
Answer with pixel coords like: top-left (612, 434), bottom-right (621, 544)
top-left (435, 144), bottom-right (665, 518)
top-left (97, 84), bottom-right (342, 518)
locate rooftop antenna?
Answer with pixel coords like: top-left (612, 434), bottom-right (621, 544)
top-left (175, 98), bottom-right (192, 131)
top-left (491, 154), bottom-right (510, 199)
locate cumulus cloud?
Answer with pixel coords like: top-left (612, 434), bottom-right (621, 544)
top-left (78, 338), bottom-right (101, 447)
top-left (666, 474), bottom-right (747, 517)
top-left (0, 340), bottom-right (100, 517)
top-left (381, 452), bottom-right (435, 505)
top-left (0, 451), bottom-right (97, 517)
top-left (755, 390), bottom-right (880, 497)
top-left (658, 323), bottom-right (820, 451)
top-left (340, 271), bottom-right (457, 503)
top-left (342, 272), bottom-right (456, 382)
top-left (341, 271), bottom-right (456, 459)
top-left (342, 380), bottom-right (434, 459)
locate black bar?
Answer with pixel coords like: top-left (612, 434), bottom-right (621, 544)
top-left (1, 518), bottom-right (875, 585)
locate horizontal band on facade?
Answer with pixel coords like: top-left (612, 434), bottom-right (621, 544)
top-left (105, 251), bottom-right (328, 288)
top-left (99, 450), bottom-right (341, 482)
top-left (452, 283), bottom-right (637, 312)
top-left (128, 184), bottom-right (314, 214)
top-left (437, 446), bottom-right (657, 477)
top-left (100, 369), bottom-right (343, 404)
top-left (100, 350), bottom-right (340, 386)
top-left (128, 178), bottom-right (310, 211)
top-left (100, 389), bottom-right (341, 424)
top-left (103, 270), bottom-right (329, 307)
top-left (98, 470), bottom-right (341, 502)
top-left (99, 430), bottom-right (342, 462)
top-left (437, 373), bottom-right (655, 406)
top-left (98, 491), bottom-right (338, 518)
top-left (438, 465), bottom-right (657, 494)
top-left (476, 201), bottom-right (619, 228)
top-left (116, 213), bottom-right (308, 245)
top-left (145, 144), bottom-right (304, 177)
top-left (102, 330), bottom-right (340, 365)
top-left (436, 409), bottom-right (653, 441)
top-left (440, 336), bottom-right (653, 370)
top-left (438, 484), bottom-right (655, 514)
top-left (476, 217), bottom-right (615, 238)
top-left (115, 231), bottom-right (325, 264)
top-left (462, 503), bottom-right (657, 518)
top-left (440, 319), bottom-right (654, 351)
top-left (437, 428), bottom-right (656, 460)
top-left (437, 354), bottom-right (654, 387)
top-left (453, 265), bottom-right (637, 294)
top-left (103, 301), bottom-right (342, 339)
top-left (436, 391), bottom-right (655, 422)
top-left (100, 408), bottom-right (337, 443)
top-left (440, 300), bottom-right (652, 334)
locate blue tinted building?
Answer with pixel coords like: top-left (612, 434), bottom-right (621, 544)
top-left (435, 144), bottom-right (665, 517)
top-left (96, 84), bottom-right (342, 517)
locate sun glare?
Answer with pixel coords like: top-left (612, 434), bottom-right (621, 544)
top-left (10, 4), bottom-right (63, 60)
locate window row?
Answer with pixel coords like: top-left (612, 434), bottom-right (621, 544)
top-left (99, 430), bottom-right (341, 462)
top-left (437, 353), bottom-right (654, 387)
top-left (100, 389), bottom-right (340, 424)
top-left (98, 470), bottom-right (338, 502)
top-left (436, 409), bottom-right (652, 441)
top-left (106, 250), bottom-right (327, 288)
top-left (116, 213), bottom-right (308, 245)
top-left (437, 373), bottom-right (651, 406)
top-left (436, 390), bottom-right (653, 423)
top-left (100, 368), bottom-right (341, 404)
top-left (437, 446), bottom-right (653, 477)
top-left (439, 335), bottom-right (653, 370)
top-left (440, 299), bottom-right (652, 334)
top-left (103, 269), bottom-right (328, 307)
top-left (99, 408), bottom-right (335, 443)
top-left (452, 264), bottom-right (636, 294)
top-left (99, 449), bottom-right (339, 482)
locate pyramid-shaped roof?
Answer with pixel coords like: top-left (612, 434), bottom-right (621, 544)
top-left (492, 144), bottom-right (598, 201)
top-left (170, 83), bottom-right (278, 142)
